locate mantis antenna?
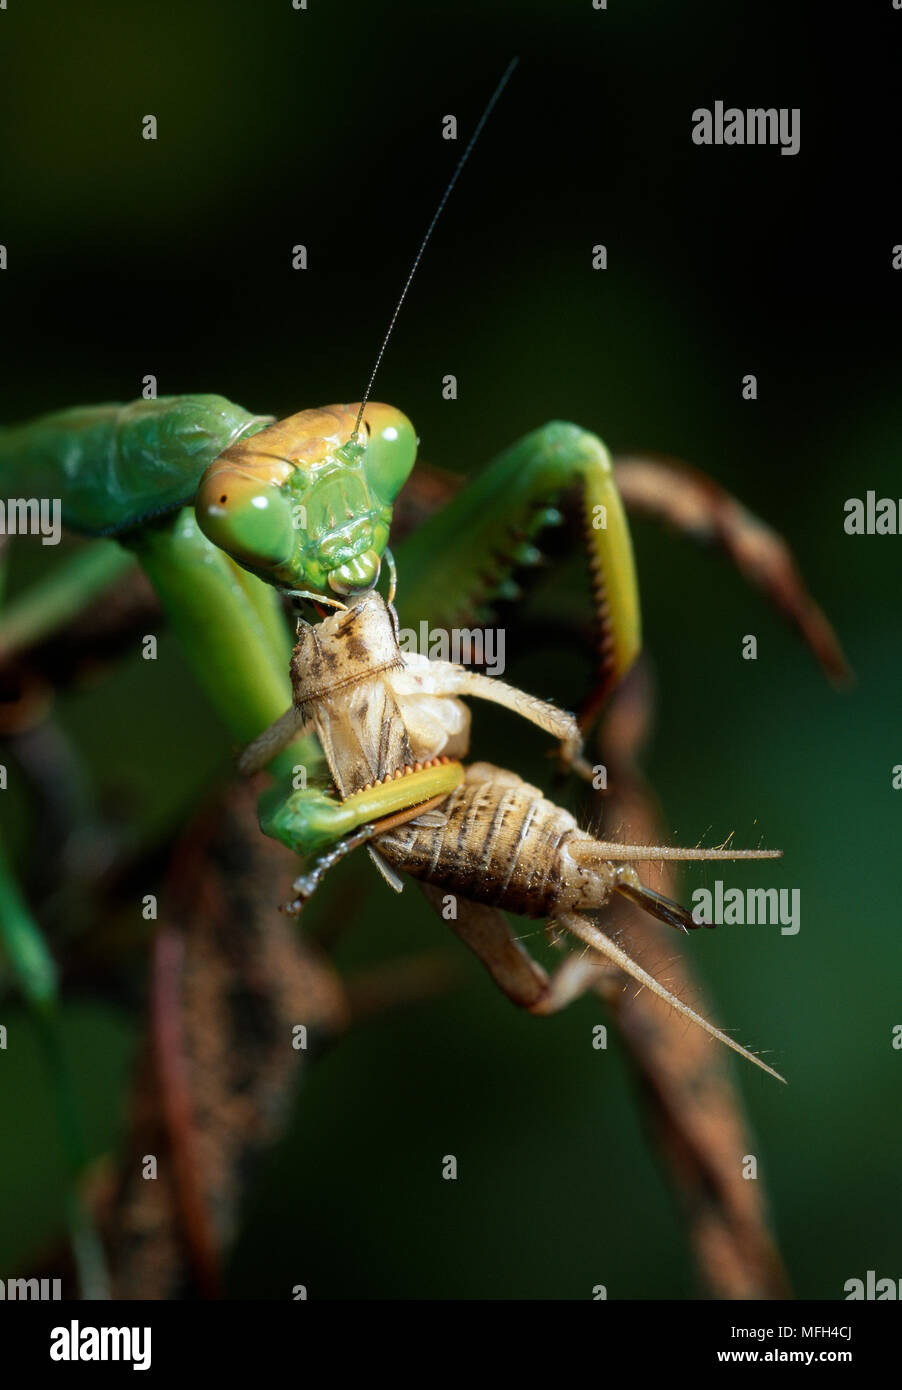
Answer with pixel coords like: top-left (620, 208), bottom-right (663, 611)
top-left (350, 56), bottom-right (520, 443)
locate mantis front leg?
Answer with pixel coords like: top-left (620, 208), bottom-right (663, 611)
top-left (395, 421), bottom-right (642, 709)
top-left (394, 420), bottom-right (850, 725)
top-left (255, 758), bottom-right (464, 861)
top-left (238, 689), bottom-right (465, 863)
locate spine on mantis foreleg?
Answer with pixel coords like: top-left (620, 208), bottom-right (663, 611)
top-left (395, 421), bottom-right (641, 701)
top-left (0, 395), bottom-right (272, 536)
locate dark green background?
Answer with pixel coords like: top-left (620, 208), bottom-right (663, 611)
top-left (0, 0), bottom-right (898, 1298)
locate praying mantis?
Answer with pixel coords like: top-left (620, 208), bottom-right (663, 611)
top-left (0, 387), bottom-right (847, 1075)
top-left (0, 387), bottom-right (848, 1297)
top-left (0, 62), bottom-right (850, 1297)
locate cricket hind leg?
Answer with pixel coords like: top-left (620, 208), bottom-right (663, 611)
top-left (416, 880), bottom-right (614, 1014)
top-left (414, 839), bottom-right (785, 1079)
top-left (558, 911), bottom-right (785, 1083)
top-left (417, 886), bottom-right (784, 1080)
top-left (417, 882), bottom-right (552, 1009)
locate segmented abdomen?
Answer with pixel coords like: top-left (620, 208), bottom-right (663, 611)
top-left (376, 762), bottom-right (593, 919)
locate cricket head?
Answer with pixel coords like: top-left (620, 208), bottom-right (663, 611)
top-left (195, 402), bottom-right (417, 595)
top-left (290, 589), bottom-right (402, 711)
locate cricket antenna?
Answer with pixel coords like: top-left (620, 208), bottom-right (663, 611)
top-left (350, 56), bottom-right (519, 443)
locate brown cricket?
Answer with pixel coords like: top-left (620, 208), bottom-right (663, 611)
top-left (240, 590), bottom-right (786, 1082)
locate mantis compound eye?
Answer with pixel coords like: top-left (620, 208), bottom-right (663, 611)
top-left (327, 548), bottom-right (381, 595)
top-left (196, 468), bottom-right (296, 575)
top-left (358, 405), bottom-right (418, 504)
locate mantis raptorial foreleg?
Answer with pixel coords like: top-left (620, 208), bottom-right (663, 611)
top-left (256, 759), bottom-right (464, 860)
top-left (396, 421), bottom-right (642, 709)
top-left (394, 423), bottom-right (850, 732)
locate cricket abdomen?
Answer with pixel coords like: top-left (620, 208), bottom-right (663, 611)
top-left (376, 762), bottom-right (611, 918)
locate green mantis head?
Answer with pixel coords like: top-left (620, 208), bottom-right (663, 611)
top-left (195, 403), bottom-right (417, 595)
